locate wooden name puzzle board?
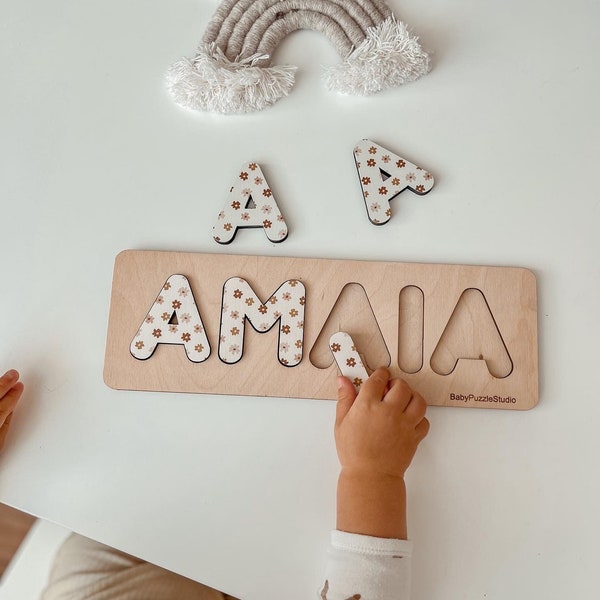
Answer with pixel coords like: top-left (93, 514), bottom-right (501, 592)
top-left (104, 250), bottom-right (539, 410)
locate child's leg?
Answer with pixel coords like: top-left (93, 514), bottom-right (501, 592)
top-left (41, 533), bottom-right (238, 600)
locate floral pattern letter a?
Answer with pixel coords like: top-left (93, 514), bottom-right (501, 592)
top-left (130, 274), bottom-right (211, 363)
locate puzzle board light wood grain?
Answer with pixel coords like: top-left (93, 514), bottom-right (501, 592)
top-left (104, 250), bottom-right (539, 410)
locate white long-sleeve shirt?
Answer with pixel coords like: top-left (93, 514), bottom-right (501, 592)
top-left (320, 531), bottom-right (412, 600)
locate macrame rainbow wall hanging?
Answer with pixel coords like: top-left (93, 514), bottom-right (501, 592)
top-left (167, 0), bottom-right (431, 114)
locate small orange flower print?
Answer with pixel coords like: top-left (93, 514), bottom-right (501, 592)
top-left (280, 342), bottom-right (290, 353)
top-left (262, 188), bottom-right (272, 197)
top-left (378, 187), bottom-right (388, 195)
top-left (164, 282), bottom-right (171, 291)
top-left (368, 146), bottom-right (377, 154)
top-left (282, 292), bottom-right (292, 301)
top-left (370, 202), bottom-right (381, 212)
top-left (396, 159), bottom-right (406, 168)
top-left (248, 163), bottom-right (257, 171)
top-left (362, 176), bottom-right (371, 185)
top-left (385, 208), bottom-right (392, 217)
top-left (273, 311), bottom-right (281, 319)
top-left (392, 177), bottom-right (400, 186)
top-left (157, 296), bottom-right (164, 304)
top-left (382, 154), bottom-right (390, 163)
top-left (294, 353), bottom-right (301, 362)
top-left (262, 204), bottom-right (272, 214)
top-left (239, 171), bottom-right (249, 180)
top-left (145, 315), bottom-right (154, 324)
top-left (195, 344), bottom-right (204, 352)
top-left (135, 341), bottom-right (144, 350)
top-left (289, 280), bottom-right (298, 287)
top-left (424, 172), bottom-right (433, 180)
top-left (364, 191), bottom-right (369, 198)
top-left (172, 300), bottom-right (181, 309)
top-left (258, 304), bottom-right (268, 314)
top-left (169, 324), bottom-right (178, 333)
top-left (263, 219), bottom-right (272, 229)
top-left (241, 212), bottom-right (250, 221)
top-left (229, 344), bottom-right (240, 354)
top-left (331, 343), bottom-right (341, 352)
top-left (152, 328), bottom-right (162, 338)
top-left (367, 158), bottom-right (376, 167)
top-left (230, 310), bottom-right (239, 319)
top-left (181, 332), bottom-right (191, 342)
top-left (406, 173), bottom-right (416, 182)
top-left (233, 289), bottom-right (243, 299)
top-left (289, 308), bottom-right (298, 317)
top-left (181, 313), bottom-right (191, 323)
top-left (346, 357), bottom-right (356, 367)
top-left (161, 312), bottom-right (170, 321)
top-left (277, 214), bottom-right (285, 222)
top-left (230, 327), bottom-right (240, 336)
top-left (297, 320), bottom-right (304, 329)
top-left (281, 325), bottom-right (291, 334)
top-left (224, 223), bottom-right (232, 231)
top-left (353, 377), bottom-right (363, 387)
top-left (281, 358), bottom-right (289, 365)
top-left (178, 287), bottom-right (189, 297)
top-left (218, 211), bottom-right (225, 220)
top-left (354, 146), bottom-right (362, 154)
top-left (254, 177), bottom-right (263, 185)
top-left (416, 184), bottom-right (425, 192)
top-left (269, 296), bottom-right (278, 304)
top-left (231, 201), bottom-right (241, 210)
top-left (194, 324), bottom-right (203, 333)
top-left (295, 340), bottom-right (303, 348)
top-left (245, 297), bottom-right (254, 306)
top-left (299, 296), bottom-right (305, 305)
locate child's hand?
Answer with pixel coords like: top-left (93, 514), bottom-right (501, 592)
top-left (0, 370), bottom-right (24, 452)
top-left (334, 367), bottom-right (429, 539)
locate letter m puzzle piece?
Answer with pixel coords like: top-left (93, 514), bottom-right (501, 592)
top-left (354, 139), bottom-right (434, 225)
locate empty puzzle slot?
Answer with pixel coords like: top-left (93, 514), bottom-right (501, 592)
top-left (398, 285), bottom-right (424, 374)
top-left (430, 288), bottom-right (513, 379)
top-left (309, 282), bottom-right (390, 370)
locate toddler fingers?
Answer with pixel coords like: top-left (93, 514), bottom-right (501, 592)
top-left (404, 392), bottom-right (427, 423)
top-left (0, 381), bottom-right (24, 425)
top-left (415, 417), bottom-right (430, 441)
top-left (357, 367), bottom-right (391, 405)
top-left (0, 413), bottom-right (13, 451)
top-left (0, 370), bottom-right (20, 398)
top-left (383, 378), bottom-right (413, 410)
top-left (336, 376), bottom-right (358, 425)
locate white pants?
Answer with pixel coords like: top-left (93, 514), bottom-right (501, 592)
top-left (41, 534), bottom-right (239, 600)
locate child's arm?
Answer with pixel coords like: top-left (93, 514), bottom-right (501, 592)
top-left (0, 369), bottom-right (24, 452)
top-left (320, 367), bottom-right (429, 600)
top-left (335, 367), bottom-right (429, 539)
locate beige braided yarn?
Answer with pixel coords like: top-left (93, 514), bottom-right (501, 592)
top-left (167, 0), bottom-right (430, 114)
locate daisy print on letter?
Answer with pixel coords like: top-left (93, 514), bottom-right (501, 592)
top-left (219, 277), bottom-right (305, 367)
top-left (130, 274), bottom-right (210, 363)
top-left (354, 139), bottom-right (435, 225)
top-left (213, 162), bottom-right (288, 244)
top-left (329, 331), bottom-right (369, 393)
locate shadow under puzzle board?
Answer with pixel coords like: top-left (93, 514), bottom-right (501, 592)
top-left (104, 250), bottom-right (539, 410)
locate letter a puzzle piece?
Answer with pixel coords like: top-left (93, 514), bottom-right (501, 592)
top-left (353, 139), bottom-right (434, 225)
top-left (329, 331), bottom-right (370, 392)
top-left (213, 162), bottom-right (288, 244)
top-left (130, 274), bottom-right (210, 363)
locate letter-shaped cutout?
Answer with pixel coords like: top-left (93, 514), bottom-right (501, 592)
top-left (430, 288), bottom-right (513, 378)
top-left (130, 274), bottom-right (211, 363)
top-left (330, 332), bottom-right (370, 393)
top-left (354, 139), bottom-right (434, 225)
top-left (213, 162), bottom-right (288, 244)
top-left (219, 277), bottom-right (305, 366)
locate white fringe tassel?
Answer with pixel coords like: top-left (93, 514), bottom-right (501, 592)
top-left (166, 44), bottom-right (297, 114)
top-left (322, 17), bottom-right (431, 95)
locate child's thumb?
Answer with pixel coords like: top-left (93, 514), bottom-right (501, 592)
top-left (336, 376), bottom-right (357, 424)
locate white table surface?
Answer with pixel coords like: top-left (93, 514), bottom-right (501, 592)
top-left (1, 1), bottom-right (598, 598)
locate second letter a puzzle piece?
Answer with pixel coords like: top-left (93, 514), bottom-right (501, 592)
top-left (354, 139), bottom-right (435, 225)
